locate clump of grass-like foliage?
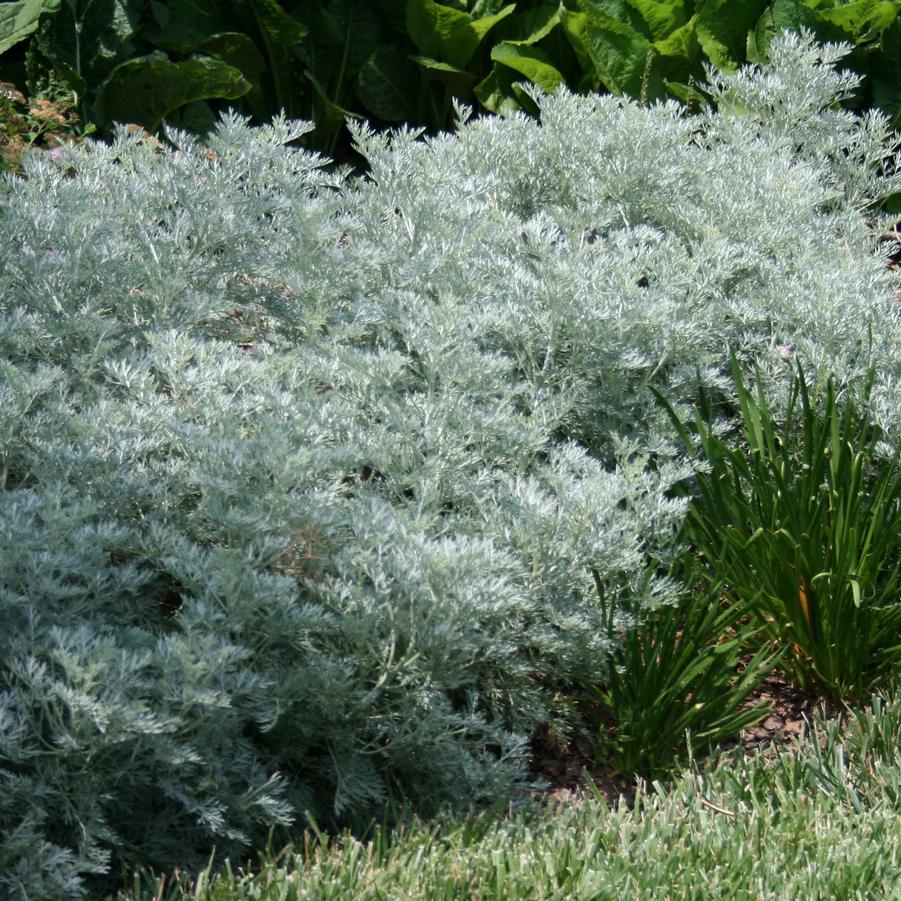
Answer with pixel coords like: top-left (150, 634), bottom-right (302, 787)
top-left (661, 360), bottom-right (901, 701)
top-left (584, 565), bottom-right (779, 779)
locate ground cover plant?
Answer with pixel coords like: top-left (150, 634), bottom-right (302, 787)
top-left (120, 687), bottom-right (901, 899)
top-left (1, 31), bottom-right (901, 899)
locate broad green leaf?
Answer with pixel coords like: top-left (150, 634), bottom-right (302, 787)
top-left (511, 81), bottom-right (542, 115)
top-left (410, 54), bottom-right (477, 83)
top-left (149, 0), bottom-right (167, 27)
top-left (810, 1), bottom-right (898, 42)
top-left (767, 0), bottom-right (815, 30)
top-left (405, 0), bottom-right (515, 69)
top-left (746, 1), bottom-right (817, 61)
top-left (410, 54), bottom-right (470, 75)
top-left (490, 42), bottom-right (566, 93)
top-left (93, 52), bottom-right (250, 130)
top-left (578, 0), bottom-right (650, 37)
top-left (474, 63), bottom-right (522, 114)
top-left (198, 32), bottom-right (268, 121)
top-left (198, 32), bottom-right (267, 82)
top-left (746, 7), bottom-right (776, 62)
top-left (665, 78), bottom-right (709, 104)
top-left (497, 3), bottom-right (561, 45)
top-left (627, 0), bottom-right (690, 41)
top-left (652, 13), bottom-right (698, 61)
top-left (696, 0), bottom-right (768, 71)
top-left (374, 0), bottom-right (406, 32)
top-left (560, 9), bottom-right (593, 74)
top-left (469, 1), bottom-right (517, 39)
top-left (356, 44), bottom-right (419, 121)
top-left (35, 0), bottom-right (143, 98)
top-left (567, 7), bottom-right (653, 96)
top-left (165, 99), bottom-right (217, 134)
top-left (882, 192), bottom-right (901, 213)
top-left (410, 53), bottom-right (479, 90)
top-left (649, 16), bottom-right (702, 86)
top-left (305, 68), bottom-right (360, 141)
top-left (142, 0), bottom-right (240, 52)
top-left (0, 0), bottom-right (59, 55)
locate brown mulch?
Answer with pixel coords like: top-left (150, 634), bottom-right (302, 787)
top-left (528, 668), bottom-right (850, 810)
top-left (723, 668), bottom-right (847, 755)
top-left (529, 722), bottom-right (639, 809)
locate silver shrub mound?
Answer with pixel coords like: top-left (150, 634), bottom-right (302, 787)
top-left (0, 31), bottom-right (898, 898)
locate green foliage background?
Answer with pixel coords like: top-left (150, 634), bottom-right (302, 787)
top-left (1, 0), bottom-right (901, 156)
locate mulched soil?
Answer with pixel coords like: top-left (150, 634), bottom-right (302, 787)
top-left (528, 668), bottom-right (850, 809)
top-left (724, 669), bottom-right (846, 755)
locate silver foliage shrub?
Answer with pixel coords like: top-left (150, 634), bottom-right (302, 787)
top-left (0, 32), bottom-right (899, 897)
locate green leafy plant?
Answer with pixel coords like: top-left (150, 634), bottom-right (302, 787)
top-left (658, 359), bottom-right (901, 701)
top-left (585, 566), bottom-right (776, 778)
top-left (3, 1), bottom-right (901, 158)
top-left (0, 0), bottom-right (549, 153)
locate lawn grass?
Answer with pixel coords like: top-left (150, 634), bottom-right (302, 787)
top-left (121, 689), bottom-right (901, 900)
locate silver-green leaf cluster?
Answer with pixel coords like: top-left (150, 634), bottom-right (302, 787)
top-left (0, 31), bottom-right (899, 898)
